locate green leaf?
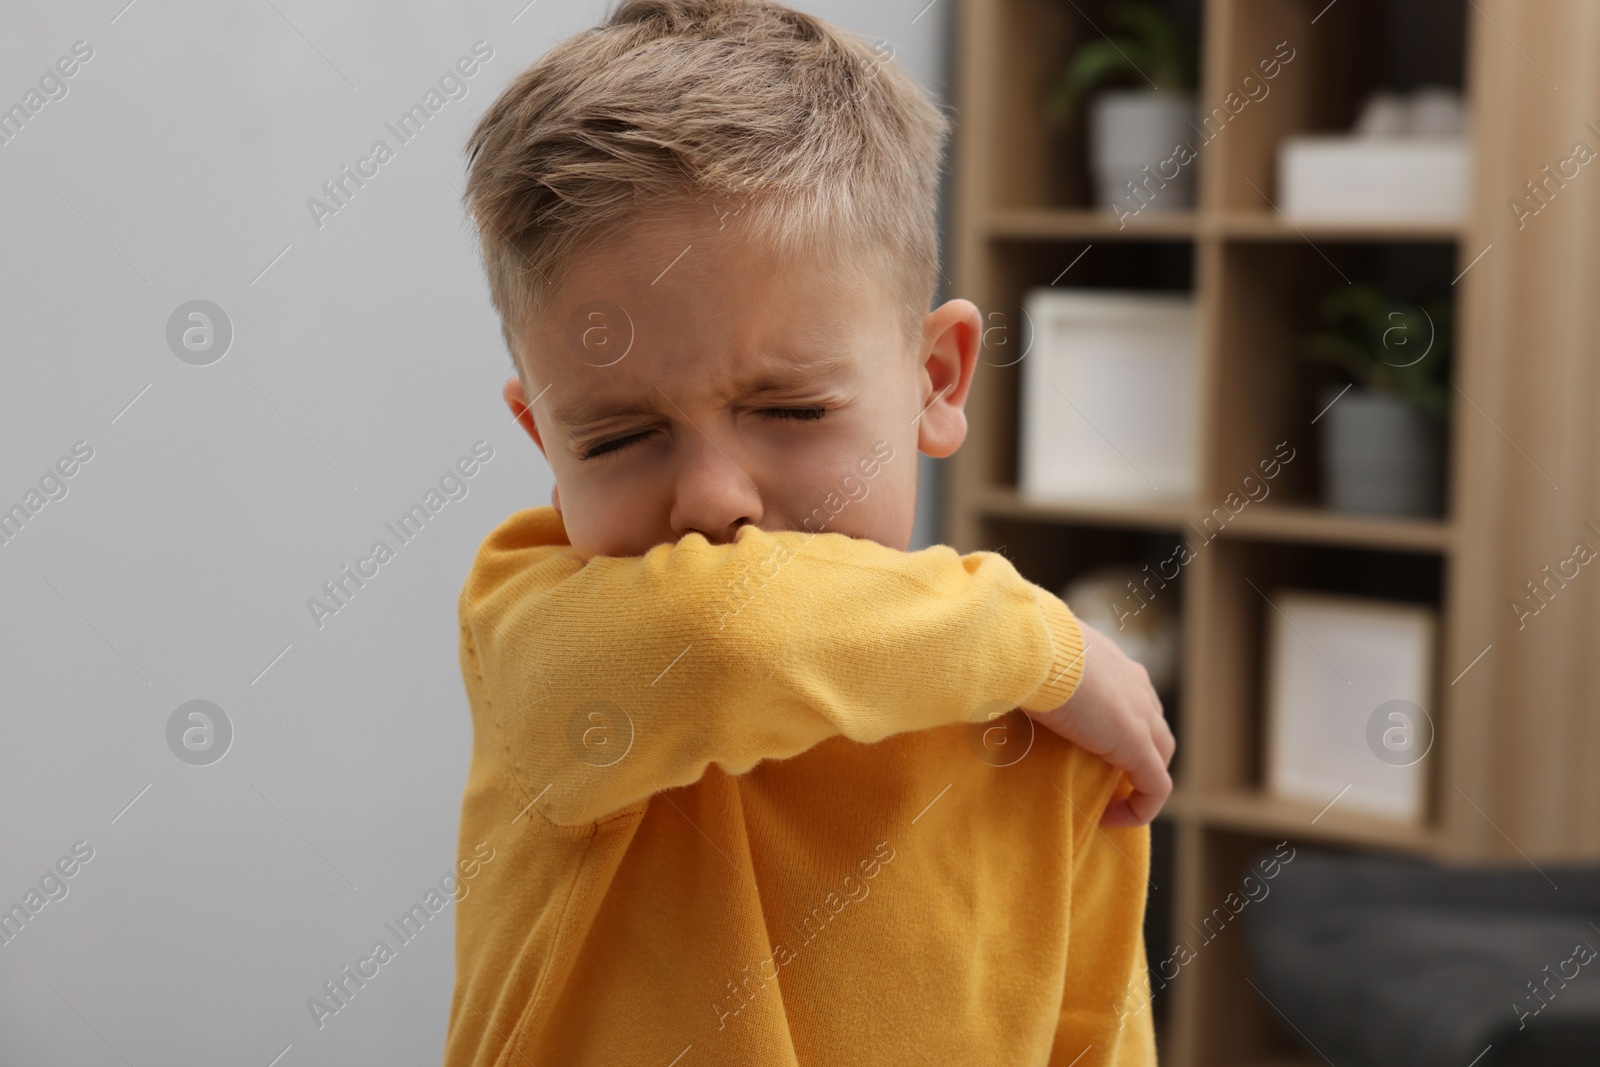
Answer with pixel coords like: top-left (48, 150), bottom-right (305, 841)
top-left (1049, 40), bottom-right (1145, 119)
top-left (1298, 283), bottom-right (1454, 423)
top-left (1111, 1), bottom-right (1193, 90)
top-left (1047, 1), bottom-right (1198, 119)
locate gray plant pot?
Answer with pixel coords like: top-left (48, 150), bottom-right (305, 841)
top-left (1089, 89), bottom-right (1197, 215)
top-left (1319, 387), bottom-right (1446, 517)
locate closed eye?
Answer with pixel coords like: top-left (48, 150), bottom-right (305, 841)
top-left (761, 406), bottom-right (827, 423)
top-left (577, 407), bottom-right (828, 462)
top-left (579, 433), bottom-right (649, 461)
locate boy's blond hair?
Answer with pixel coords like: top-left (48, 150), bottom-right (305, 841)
top-left (460, 0), bottom-right (951, 381)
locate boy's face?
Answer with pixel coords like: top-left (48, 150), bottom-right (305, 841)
top-left (504, 202), bottom-right (980, 560)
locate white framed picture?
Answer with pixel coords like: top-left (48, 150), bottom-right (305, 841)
top-left (1261, 590), bottom-right (1438, 823)
top-left (1018, 288), bottom-right (1199, 505)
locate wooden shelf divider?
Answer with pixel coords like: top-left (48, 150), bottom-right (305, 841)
top-left (977, 487), bottom-right (1454, 552)
top-left (985, 208), bottom-right (1463, 243)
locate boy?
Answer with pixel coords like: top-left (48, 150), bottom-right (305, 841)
top-left (444, 1), bottom-right (1173, 1063)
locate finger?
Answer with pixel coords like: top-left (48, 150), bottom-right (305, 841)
top-left (1099, 794), bottom-right (1159, 827)
top-left (1153, 715), bottom-right (1176, 764)
top-left (1101, 782), bottom-right (1169, 827)
top-left (1120, 745), bottom-right (1173, 814)
top-left (1141, 691), bottom-right (1175, 761)
top-left (1098, 795), bottom-right (1141, 827)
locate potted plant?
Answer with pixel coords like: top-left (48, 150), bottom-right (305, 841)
top-left (1299, 284), bottom-right (1452, 517)
top-left (1046, 1), bottom-right (1199, 215)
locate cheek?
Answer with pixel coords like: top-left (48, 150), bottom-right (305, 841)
top-left (560, 475), bottom-right (665, 556)
top-left (781, 433), bottom-right (917, 548)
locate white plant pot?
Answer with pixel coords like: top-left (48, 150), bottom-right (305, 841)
top-left (1089, 90), bottom-right (1196, 215)
top-left (1319, 388), bottom-right (1446, 517)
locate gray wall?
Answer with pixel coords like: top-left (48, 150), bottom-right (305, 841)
top-left (0, 1), bottom-right (951, 1062)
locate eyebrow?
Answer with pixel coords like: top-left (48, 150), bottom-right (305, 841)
top-left (549, 353), bottom-right (855, 428)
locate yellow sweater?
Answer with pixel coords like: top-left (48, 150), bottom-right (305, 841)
top-left (443, 506), bottom-right (1156, 1066)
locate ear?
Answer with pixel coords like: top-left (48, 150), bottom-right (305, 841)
top-left (504, 375), bottom-right (562, 514)
top-left (504, 376), bottom-right (546, 457)
top-left (915, 299), bottom-right (982, 459)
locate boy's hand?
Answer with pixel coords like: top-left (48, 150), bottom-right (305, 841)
top-left (1025, 619), bottom-right (1175, 827)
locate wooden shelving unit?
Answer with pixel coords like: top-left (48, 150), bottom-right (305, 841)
top-left (986, 207), bottom-right (1463, 242)
top-left (948, 1), bottom-right (1600, 1064)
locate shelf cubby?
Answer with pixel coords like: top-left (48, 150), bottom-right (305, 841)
top-left (1209, 239), bottom-right (1458, 515)
top-left (1190, 538), bottom-right (1445, 797)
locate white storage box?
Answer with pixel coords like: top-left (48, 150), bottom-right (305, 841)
top-left (1262, 590), bottom-right (1438, 824)
top-left (1277, 135), bottom-right (1470, 222)
top-left (1019, 289), bottom-right (1199, 505)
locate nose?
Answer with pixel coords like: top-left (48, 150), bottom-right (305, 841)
top-left (668, 431), bottom-right (762, 545)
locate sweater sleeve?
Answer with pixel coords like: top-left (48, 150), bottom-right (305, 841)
top-left (460, 519), bottom-right (1088, 827)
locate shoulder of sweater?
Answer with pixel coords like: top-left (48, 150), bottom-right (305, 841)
top-left (460, 506), bottom-right (581, 614)
top-left (482, 505), bottom-right (571, 554)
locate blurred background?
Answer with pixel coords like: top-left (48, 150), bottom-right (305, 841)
top-left (3, 1), bottom-right (1598, 1065)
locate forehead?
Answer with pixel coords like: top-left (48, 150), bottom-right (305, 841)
top-left (527, 206), bottom-right (894, 425)
top-left (551, 204), bottom-right (869, 333)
